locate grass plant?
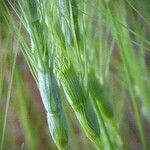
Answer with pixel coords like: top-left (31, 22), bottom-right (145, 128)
top-left (0, 0), bottom-right (150, 149)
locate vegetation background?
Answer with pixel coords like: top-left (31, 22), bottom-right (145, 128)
top-left (0, 0), bottom-right (150, 150)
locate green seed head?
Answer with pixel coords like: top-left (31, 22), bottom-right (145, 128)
top-left (60, 64), bottom-right (85, 105)
top-left (60, 65), bottom-right (100, 144)
top-left (38, 71), bottom-right (68, 149)
top-left (47, 112), bottom-right (68, 150)
top-left (75, 98), bottom-right (100, 143)
top-left (88, 69), bottom-right (114, 118)
top-left (38, 71), bottom-right (62, 113)
top-left (27, 0), bottom-right (39, 22)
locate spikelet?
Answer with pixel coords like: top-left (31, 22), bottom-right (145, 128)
top-left (38, 71), bottom-right (68, 149)
top-left (60, 64), bottom-right (101, 145)
top-left (27, 0), bottom-right (38, 22)
top-left (88, 69), bottom-right (114, 119)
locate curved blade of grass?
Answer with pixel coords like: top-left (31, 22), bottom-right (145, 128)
top-left (0, 51), bottom-right (18, 150)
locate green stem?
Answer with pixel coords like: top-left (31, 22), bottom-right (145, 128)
top-left (92, 99), bottom-right (114, 150)
top-left (0, 52), bottom-right (17, 150)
